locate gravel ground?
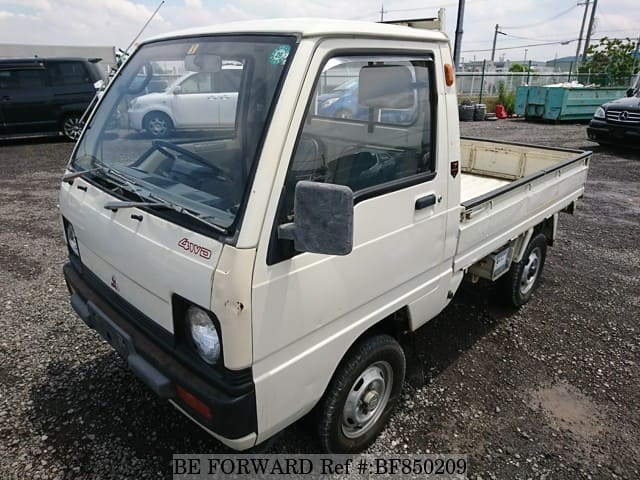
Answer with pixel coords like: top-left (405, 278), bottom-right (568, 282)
top-left (0, 121), bottom-right (638, 479)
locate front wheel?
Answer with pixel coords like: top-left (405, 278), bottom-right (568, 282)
top-left (144, 111), bottom-right (173, 138)
top-left (61, 114), bottom-right (84, 141)
top-left (500, 233), bottom-right (547, 307)
top-left (317, 334), bottom-right (405, 453)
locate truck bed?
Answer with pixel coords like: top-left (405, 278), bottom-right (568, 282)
top-left (454, 137), bottom-right (590, 272)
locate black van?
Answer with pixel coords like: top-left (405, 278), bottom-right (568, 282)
top-left (0, 57), bottom-right (104, 141)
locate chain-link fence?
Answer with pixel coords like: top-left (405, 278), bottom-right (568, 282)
top-left (456, 70), bottom-right (638, 102)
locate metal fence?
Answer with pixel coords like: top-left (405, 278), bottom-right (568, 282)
top-left (456, 70), bottom-right (638, 102)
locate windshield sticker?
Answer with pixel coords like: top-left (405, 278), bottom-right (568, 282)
top-left (269, 44), bottom-right (290, 65)
top-left (187, 44), bottom-right (200, 55)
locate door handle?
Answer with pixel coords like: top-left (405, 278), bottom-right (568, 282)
top-left (415, 194), bottom-right (437, 210)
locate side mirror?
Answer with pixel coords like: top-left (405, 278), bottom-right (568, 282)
top-left (173, 86), bottom-right (182, 95)
top-left (278, 181), bottom-right (353, 256)
top-left (626, 88), bottom-right (636, 97)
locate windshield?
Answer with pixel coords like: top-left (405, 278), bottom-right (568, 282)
top-left (70, 35), bottom-right (296, 231)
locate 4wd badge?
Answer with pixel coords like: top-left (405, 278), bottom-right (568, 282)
top-left (178, 237), bottom-right (212, 260)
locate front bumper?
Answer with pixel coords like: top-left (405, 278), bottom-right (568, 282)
top-left (127, 109), bottom-right (145, 131)
top-left (63, 262), bottom-right (257, 449)
top-left (587, 120), bottom-right (640, 146)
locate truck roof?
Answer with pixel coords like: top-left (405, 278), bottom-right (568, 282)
top-left (142, 18), bottom-right (449, 45)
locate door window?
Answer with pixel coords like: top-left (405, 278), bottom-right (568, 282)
top-left (50, 62), bottom-right (89, 86)
top-left (0, 69), bottom-right (47, 89)
top-left (283, 55), bottom-right (435, 214)
top-left (179, 72), bottom-right (214, 93)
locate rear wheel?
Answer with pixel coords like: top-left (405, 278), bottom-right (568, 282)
top-left (61, 114), bottom-right (84, 141)
top-left (500, 233), bottom-right (547, 307)
top-left (317, 334), bottom-right (405, 453)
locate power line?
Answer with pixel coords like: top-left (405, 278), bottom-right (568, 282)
top-left (502, 4), bottom-right (578, 30)
top-left (462, 39), bottom-right (577, 54)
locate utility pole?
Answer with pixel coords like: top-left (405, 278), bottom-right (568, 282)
top-left (582, 0), bottom-right (598, 61)
top-left (573, 0), bottom-right (590, 72)
top-left (453, 0), bottom-right (466, 69)
top-left (491, 24), bottom-right (506, 63)
top-left (380, 3), bottom-right (385, 22)
top-left (632, 36), bottom-right (640, 84)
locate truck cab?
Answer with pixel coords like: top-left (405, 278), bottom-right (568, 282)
top-left (59, 19), bottom-right (589, 453)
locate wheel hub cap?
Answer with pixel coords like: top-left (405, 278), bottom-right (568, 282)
top-left (519, 248), bottom-right (541, 295)
top-left (341, 361), bottom-right (393, 439)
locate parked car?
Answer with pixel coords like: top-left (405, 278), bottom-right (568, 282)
top-left (317, 76), bottom-right (418, 124)
top-left (127, 65), bottom-right (242, 138)
top-left (587, 74), bottom-right (640, 147)
top-left (0, 57), bottom-right (103, 141)
top-left (317, 78), bottom-right (360, 118)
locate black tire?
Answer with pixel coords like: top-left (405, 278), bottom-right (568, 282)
top-left (500, 233), bottom-right (547, 307)
top-left (61, 114), bottom-right (84, 141)
top-left (317, 334), bottom-right (405, 453)
top-left (143, 111), bottom-right (173, 138)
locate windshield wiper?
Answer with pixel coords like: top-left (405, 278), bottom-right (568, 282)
top-left (62, 166), bottom-right (105, 183)
top-left (104, 191), bottom-right (228, 234)
top-left (103, 200), bottom-right (168, 211)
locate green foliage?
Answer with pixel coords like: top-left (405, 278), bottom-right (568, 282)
top-left (579, 37), bottom-right (638, 86)
top-left (497, 81), bottom-right (516, 115)
top-left (509, 63), bottom-right (535, 73)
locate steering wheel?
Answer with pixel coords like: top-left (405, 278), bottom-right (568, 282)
top-left (151, 140), bottom-right (229, 181)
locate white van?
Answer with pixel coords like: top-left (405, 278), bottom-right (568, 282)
top-left (127, 64), bottom-right (242, 137)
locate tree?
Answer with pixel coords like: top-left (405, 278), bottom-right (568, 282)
top-left (580, 37), bottom-right (639, 86)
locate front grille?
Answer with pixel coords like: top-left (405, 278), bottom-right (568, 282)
top-left (606, 109), bottom-right (640, 125)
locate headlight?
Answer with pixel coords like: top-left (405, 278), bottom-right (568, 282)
top-left (66, 223), bottom-right (80, 257)
top-left (187, 306), bottom-right (221, 365)
top-left (594, 107), bottom-right (605, 119)
top-left (321, 97), bottom-right (339, 109)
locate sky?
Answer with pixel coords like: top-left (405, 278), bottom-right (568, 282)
top-left (0, 0), bottom-right (638, 63)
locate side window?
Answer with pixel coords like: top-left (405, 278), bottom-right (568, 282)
top-left (281, 55), bottom-right (435, 221)
top-left (212, 68), bottom-right (242, 93)
top-left (14, 69), bottom-right (47, 89)
top-left (0, 71), bottom-right (17, 88)
top-left (51, 62), bottom-right (90, 86)
top-left (180, 72), bottom-right (213, 93)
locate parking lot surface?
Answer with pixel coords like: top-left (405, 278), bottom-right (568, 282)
top-left (0, 121), bottom-right (638, 479)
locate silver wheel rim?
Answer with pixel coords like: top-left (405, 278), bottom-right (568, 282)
top-left (519, 246), bottom-right (542, 296)
top-left (63, 117), bottom-right (83, 140)
top-left (148, 116), bottom-right (168, 136)
top-left (342, 361), bottom-right (393, 439)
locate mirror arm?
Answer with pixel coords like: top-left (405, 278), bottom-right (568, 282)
top-left (277, 222), bottom-right (297, 241)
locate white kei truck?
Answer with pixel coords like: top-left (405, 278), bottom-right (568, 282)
top-left (59, 19), bottom-right (590, 453)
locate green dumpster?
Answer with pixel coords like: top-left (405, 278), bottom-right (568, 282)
top-left (515, 86), bottom-right (628, 121)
